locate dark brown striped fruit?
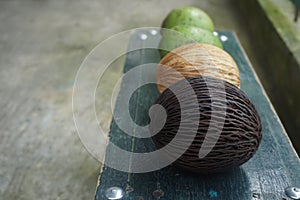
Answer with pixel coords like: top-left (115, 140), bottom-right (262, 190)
top-left (150, 76), bottom-right (262, 173)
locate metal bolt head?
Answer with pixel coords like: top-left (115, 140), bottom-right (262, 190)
top-left (105, 187), bottom-right (125, 200)
top-left (139, 33), bottom-right (148, 40)
top-left (285, 186), bottom-right (300, 199)
top-left (220, 35), bottom-right (228, 42)
top-left (150, 30), bottom-right (158, 35)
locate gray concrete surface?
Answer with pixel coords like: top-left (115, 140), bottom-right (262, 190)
top-left (0, 0), bottom-right (274, 200)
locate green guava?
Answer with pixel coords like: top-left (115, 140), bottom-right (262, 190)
top-left (162, 6), bottom-right (214, 32)
top-left (159, 25), bottom-right (223, 58)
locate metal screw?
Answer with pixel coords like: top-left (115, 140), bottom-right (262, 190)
top-left (220, 35), bottom-right (228, 42)
top-left (285, 186), bottom-right (300, 199)
top-left (105, 187), bottom-right (125, 200)
top-left (139, 33), bottom-right (148, 40)
top-left (150, 30), bottom-right (158, 35)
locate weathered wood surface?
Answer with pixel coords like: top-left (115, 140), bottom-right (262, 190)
top-left (97, 30), bottom-right (300, 200)
top-left (95, 30), bottom-right (300, 199)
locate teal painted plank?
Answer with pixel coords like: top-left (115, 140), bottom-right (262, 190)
top-left (95, 30), bottom-right (300, 200)
top-left (292, 0), bottom-right (300, 8)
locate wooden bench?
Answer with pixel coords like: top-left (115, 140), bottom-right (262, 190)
top-left (94, 30), bottom-right (300, 200)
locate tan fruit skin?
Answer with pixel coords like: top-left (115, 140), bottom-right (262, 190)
top-left (156, 43), bottom-right (240, 93)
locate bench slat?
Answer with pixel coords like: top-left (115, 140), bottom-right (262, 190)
top-left (95, 30), bottom-right (300, 200)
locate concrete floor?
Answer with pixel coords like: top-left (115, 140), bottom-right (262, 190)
top-left (0, 0), bottom-right (287, 200)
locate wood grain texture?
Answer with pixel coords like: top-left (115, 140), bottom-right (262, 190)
top-left (95, 30), bottom-right (300, 200)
